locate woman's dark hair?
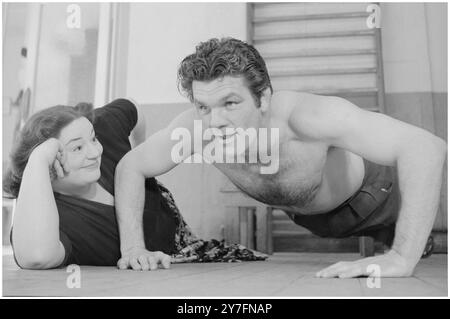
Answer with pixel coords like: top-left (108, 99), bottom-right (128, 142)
top-left (3, 103), bottom-right (93, 198)
top-left (177, 37), bottom-right (273, 107)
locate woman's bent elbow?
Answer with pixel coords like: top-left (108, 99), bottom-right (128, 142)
top-left (15, 250), bottom-right (61, 270)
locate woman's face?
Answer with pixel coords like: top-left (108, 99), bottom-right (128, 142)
top-left (56, 117), bottom-right (103, 188)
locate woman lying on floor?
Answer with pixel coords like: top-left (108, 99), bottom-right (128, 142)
top-left (3, 99), bottom-right (266, 270)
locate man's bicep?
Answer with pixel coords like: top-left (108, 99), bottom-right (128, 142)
top-left (325, 98), bottom-right (426, 165)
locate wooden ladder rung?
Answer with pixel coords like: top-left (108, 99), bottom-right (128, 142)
top-left (254, 11), bottom-right (369, 24)
top-left (272, 230), bottom-right (306, 237)
top-left (270, 67), bottom-right (377, 77)
top-left (254, 30), bottom-right (375, 42)
top-left (262, 49), bottom-right (377, 59)
top-left (308, 87), bottom-right (379, 96)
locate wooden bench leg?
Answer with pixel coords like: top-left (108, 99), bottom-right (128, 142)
top-left (255, 206), bottom-right (273, 255)
top-left (225, 205), bottom-right (273, 254)
top-left (225, 206), bottom-right (256, 250)
top-left (359, 236), bottom-right (375, 257)
top-left (239, 207), bottom-right (256, 249)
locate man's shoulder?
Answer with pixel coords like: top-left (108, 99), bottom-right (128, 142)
top-left (272, 91), bottom-right (350, 140)
top-left (272, 91), bottom-right (338, 124)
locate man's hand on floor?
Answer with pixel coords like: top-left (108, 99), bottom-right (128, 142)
top-left (117, 247), bottom-right (171, 271)
top-left (315, 250), bottom-right (415, 278)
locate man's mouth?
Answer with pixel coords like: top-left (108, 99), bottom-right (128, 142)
top-left (222, 132), bottom-right (236, 139)
top-left (216, 132), bottom-right (237, 144)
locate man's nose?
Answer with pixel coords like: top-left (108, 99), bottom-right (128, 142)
top-left (209, 108), bottom-right (228, 129)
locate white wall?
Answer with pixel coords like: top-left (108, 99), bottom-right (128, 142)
top-left (34, 3), bottom-right (100, 111)
top-left (425, 3), bottom-right (447, 93)
top-left (2, 3), bottom-right (29, 164)
top-left (381, 3), bottom-right (447, 231)
top-left (381, 3), bottom-right (447, 93)
top-left (126, 3), bottom-right (247, 104)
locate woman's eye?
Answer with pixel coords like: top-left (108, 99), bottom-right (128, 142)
top-left (73, 146), bottom-right (82, 152)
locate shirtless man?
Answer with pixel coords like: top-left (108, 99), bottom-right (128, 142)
top-left (115, 38), bottom-right (446, 277)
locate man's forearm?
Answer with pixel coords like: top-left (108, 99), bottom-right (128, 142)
top-left (391, 137), bottom-right (446, 265)
top-left (115, 156), bottom-right (147, 254)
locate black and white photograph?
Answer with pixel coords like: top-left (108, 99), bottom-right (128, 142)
top-left (1, 1), bottom-right (448, 299)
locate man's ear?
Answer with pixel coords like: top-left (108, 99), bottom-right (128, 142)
top-left (259, 88), bottom-right (272, 113)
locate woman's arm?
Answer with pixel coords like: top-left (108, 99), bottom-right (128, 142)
top-left (12, 138), bottom-right (67, 269)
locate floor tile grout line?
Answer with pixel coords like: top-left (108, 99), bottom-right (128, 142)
top-left (270, 272), bottom-right (308, 296)
top-left (75, 262), bottom-right (276, 294)
top-left (270, 260), bottom-right (336, 296)
top-left (88, 263), bottom-right (291, 297)
top-left (217, 260), bottom-right (322, 283)
top-left (4, 262), bottom-right (253, 295)
top-left (357, 278), bottom-right (367, 297)
top-left (413, 275), bottom-right (448, 292)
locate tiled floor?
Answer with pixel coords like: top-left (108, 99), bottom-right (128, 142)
top-left (2, 251), bottom-right (447, 297)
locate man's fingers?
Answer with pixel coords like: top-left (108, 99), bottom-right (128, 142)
top-left (118, 250), bottom-right (174, 272)
top-left (148, 256), bottom-right (158, 270)
top-left (316, 262), bottom-right (348, 278)
top-left (338, 266), bottom-right (365, 279)
top-left (154, 251), bottom-right (171, 269)
top-left (138, 255), bottom-right (150, 271)
top-left (117, 258), bottom-right (130, 270)
top-left (316, 264), bottom-right (338, 277)
top-left (129, 258), bottom-right (142, 271)
top-left (161, 254), bottom-right (171, 269)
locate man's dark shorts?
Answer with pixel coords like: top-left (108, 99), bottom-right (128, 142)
top-left (289, 159), bottom-right (400, 246)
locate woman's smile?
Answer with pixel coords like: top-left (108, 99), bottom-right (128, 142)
top-left (82, 160), bottom-right (100, 170)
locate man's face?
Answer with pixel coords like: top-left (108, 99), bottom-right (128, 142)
top-left (192, 76), bottom-right (263, 142)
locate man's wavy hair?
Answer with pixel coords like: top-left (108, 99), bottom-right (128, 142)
top-left (177, 37), bottom-right (273, 107)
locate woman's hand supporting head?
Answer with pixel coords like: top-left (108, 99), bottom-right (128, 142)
top-left (29, 138), bottom-right (70, 181)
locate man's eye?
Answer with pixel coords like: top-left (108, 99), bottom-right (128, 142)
top-left (198, 105), bottom-right (209, 113)
top-left (72, 145), bottom-right (83, 152)
top-left (225, 101), bottom-right (237, 108)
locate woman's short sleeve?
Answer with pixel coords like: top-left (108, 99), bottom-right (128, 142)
top-left (94, 98), bottom-right (138, 140)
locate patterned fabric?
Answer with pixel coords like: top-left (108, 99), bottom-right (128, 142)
top-left (157, 181), bottom-right (268, 263)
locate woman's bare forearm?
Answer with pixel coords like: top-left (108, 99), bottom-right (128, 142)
top-left (13, 153), bottom-right (65, 268)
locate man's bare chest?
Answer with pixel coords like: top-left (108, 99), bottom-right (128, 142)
top-left (215, 140), bottom-right (328, 209)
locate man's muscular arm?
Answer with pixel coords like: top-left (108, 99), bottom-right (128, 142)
top-left (115, 109), bottom-right (196, 270)
top-left (289, 93), bottom-right (446, 277)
